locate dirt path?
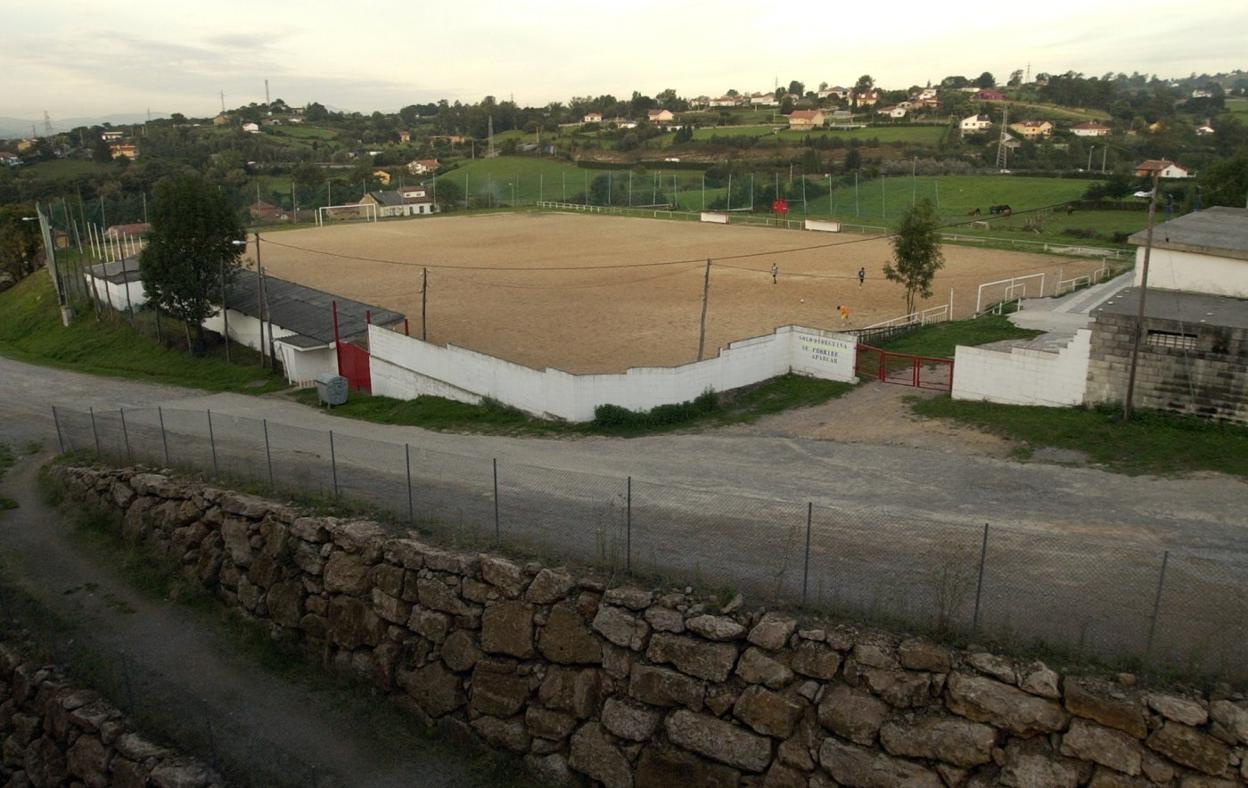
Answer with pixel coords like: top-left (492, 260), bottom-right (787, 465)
top-left (0, 455), bottom-right (513, 788)
top-left (724, 382), bottom-right (1012, 455)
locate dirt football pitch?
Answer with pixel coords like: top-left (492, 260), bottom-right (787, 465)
top-left (257, 212), bottom-right (1103, 373)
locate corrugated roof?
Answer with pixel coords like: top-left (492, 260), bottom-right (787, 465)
top-left (86, 257), bottom-right (142, 284)
top-left (1097, 287), bottom-right (1248, 330)
top-left (225, 273), bottom-right (404, 344)
top-left (1128, 206), bottom-right (1248, 261)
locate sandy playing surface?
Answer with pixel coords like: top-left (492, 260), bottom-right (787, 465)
top-left (256, 212), bottom-right (1099, 373)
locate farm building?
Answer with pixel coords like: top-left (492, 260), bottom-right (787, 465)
top-left (876, 106), bottom-right (908, 119)
top-left (974, 89), bottom-right (1005, 101)
top-left (1008, 120), bottom-right (1053, 140)
top-left (360, 188), bottom-right (434, 218)
top-left (787, 110), bottom-right (825, 130)
top-left (1134, 160), bottom-right (1192, 179)
top-left (647, 109), bottom-right (675, 123)
top-left (1070, 121), bottom-right (1112, 137)
top-left (582, 112), bottom-right (603, 124)
top-left (242, 122), bottom-right (261, 134)
top-left (202, 275), bottom-right (405, 387)
top-left (109, 143), bottom-right (138, 159)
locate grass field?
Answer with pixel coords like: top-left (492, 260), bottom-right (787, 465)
top-left (949, 207), bottom-right (1148, 247)
top-left (912, 398), bottom-right (1248, 478)
top-left (257, 211), bottom-right (1099, 373)
top-left (877, 314), bottom-right (1042, 358)
top-left (440, 157), bottom-right (617, 204)
top-left (292, 374), bottom-right (851, 436)
top-left (23, 159), bottom-right (117, 177)
top-left (980, 100), bottom-right (1111, 122)
top-left (778, 125), bottom-right (948, 144)
top-left (0, 274), bottom-right (284, 392)
top-left (1227, 98), bottom-right (1248, 117)
top-left (802, 175), bottom-right (1093, 225)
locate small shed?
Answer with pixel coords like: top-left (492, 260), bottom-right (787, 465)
top-left (83, 256), bottom-right (147, 311)
top-left (201, 273), bottom-right (405, 386)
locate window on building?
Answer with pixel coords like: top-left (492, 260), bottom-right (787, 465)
top-left (1146, 330), bottom-right (1198, 351)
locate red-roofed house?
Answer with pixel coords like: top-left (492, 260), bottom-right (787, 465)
top-left (1134, 160), bottom-right (1192, 179)
top-left (975, 89), bottom-right (1006, 101)
top-left (648, 109), bottom-right (675, 123)
top-left (406, 159), bottom-right (440, 175)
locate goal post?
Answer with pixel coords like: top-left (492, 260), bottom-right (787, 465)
top-left (316, 203), bottom-right (378, 226)
top-left (974, 273), bottom-right (1046, 314)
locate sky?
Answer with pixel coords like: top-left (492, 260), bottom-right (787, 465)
top-left (3, 0), bottom-right (1246, 121)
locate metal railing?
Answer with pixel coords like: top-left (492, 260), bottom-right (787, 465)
top-left (50, 404), bottom-right (1248, 682)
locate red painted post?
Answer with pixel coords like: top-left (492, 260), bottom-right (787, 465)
top-left (331, 300), bottom-right (342, 375)
top-left (404, 318), bottom-right (410, 336)
top-left (912, 356), bottom-right (919, 387)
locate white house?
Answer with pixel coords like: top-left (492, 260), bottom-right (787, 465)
top-left (787, 110), bottom-right (825, 130)
top-left (360, 188), bottom-right (435, 217)
top-left (406, 158), bottom-right (439, 175)
top-left (877, 106), bottom-right (908, 119)
top-left (1070, 121), bottom-right (1112, 137)
top-left (960, 113), bottom-right (992, 133)
top-left (709, 96), bottom-right (739, 108)
top-left (1197, 124), bottom-right (1216, 136)
top-left (1124, 206), bottom-right (1248, 298)
top-left (648, 109), bottom-right (675, 123)
top-left (242, 122), bottom-right (260, 134)
top-left (582, 112), bottom-right (603, 124)
top-left (749, 93), bottom-right (779, 107)
top-left (1134, 160), bottom-right (1192, 179)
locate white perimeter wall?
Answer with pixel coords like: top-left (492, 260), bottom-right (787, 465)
top-left (1137, 247), bottom-right (1248, 298)
top-left (84, 273), bottom-right (147, 310)
top-left (700, 212), bottom-right (729, 224)
top-left (805, 219), bottom-right (841, 233)
top-left (370, 325), bottom-right (857, 421)
top-left (951, 330), bottom-right (1091, 407)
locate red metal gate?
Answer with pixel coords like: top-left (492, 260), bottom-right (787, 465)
top-left (855, 344), bottom-right (954, 391)
top-left (337, 341), bottom-right (371, 393)
top-left (332, 300), bottom-right (372, 393)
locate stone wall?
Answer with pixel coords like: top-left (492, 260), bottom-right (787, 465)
top-left (51, 465), bottom-right (1248, 787)
top-left (0, 639), bottom-right (222, 787)
top-left (1086, 312), bottom-right (1248, 424)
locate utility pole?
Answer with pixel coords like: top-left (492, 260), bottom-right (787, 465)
top-left (1123, 170), bottom-right (1160, 422)
top-left (221, 259), bottom-right (231, 363)
top-left (1101, 145), bottom-right (1108, 174)
top-left (696, 260), bottom-right (711, 361)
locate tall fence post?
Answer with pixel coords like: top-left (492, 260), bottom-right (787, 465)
top-left (120, 407), bottom-right (132, 463)
top-left (1145, 550), bottom-right (1170, 658)
top-left (802, 502), bottom-right (813, 607)
top-left (493, 458), bottom-right (500, 544)
top-left (626, 476), bottom-right (632, 574)
top-left (51, 406), bottom-right (65, 454)
top-left (89, 407), bottom-right (101, 456)
top-left (329, 431), bottom-right (339, 498)
top-left (405, 444), bottom-right (414, 525)
top-left (158, 406), bottom-right (170, 466)
top-left (971, 523), bottom-right (990, 633)
top-left (263, 418), bottom-right (274, 489)
top-left (207, 410), bottom-right (218, 475)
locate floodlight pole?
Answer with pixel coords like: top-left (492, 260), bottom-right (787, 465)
top-left (1123, 170), bottom-right (1159, 422)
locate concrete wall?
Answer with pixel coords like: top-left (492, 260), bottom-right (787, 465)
top-left (804, 219), bottom-right (841, 233)
top-left (700, 212), bottom-right (729, 224)
top-left (952, 331), bottom-right (1092, 407)
top-left (369, 325), bottom-right (857, 421)
top-left (1086, 312), bottom-right (1248, 424)
top-left (53, 464), bottom-right (1248, 788)
top-left (1136, 247), bottom-right (1248, 299)
top-left (84, 273), bottom-right (147, 311)
top-left (275, 344), bottom-right (337, 388)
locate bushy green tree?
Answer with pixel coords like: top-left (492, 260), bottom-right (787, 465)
top-left (140, 174), bottom-right (244, 353)
top-left (0, 203), bottom-right (41, 282)
top-left (883, 198), bottom-right (944, 314)
top-left (1200, 152), bottom-right (1248, 208)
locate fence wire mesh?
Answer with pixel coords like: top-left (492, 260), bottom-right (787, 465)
top-left (50, 404), bottom-right (1248, 682)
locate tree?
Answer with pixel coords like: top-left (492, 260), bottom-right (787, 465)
top-left (0, 203), bottom-right (41, 282)
top-left (854, 75), bottom-right (875, 92)
top-left (140, 174), bottom-right (244, 354)
top-left (432, 177), bottom-right (463, 212)
top-left (1008, 69), bottom-right (1024, 87)
top-left (883, 198), bottom-right (944, 314)
top-left (843, 148), bottom-right (862, 173)
top-left (1200, 152), bottom-right (1248, 208)
top-left (788, 80), bottom-right (805, 96)
top-left (974, 72), bottom-right (995, 89)
top-left (93, 138), bottom-right (113, 164)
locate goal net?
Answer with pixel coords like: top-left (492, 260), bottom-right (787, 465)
top-left (316, 203), bottom-right (378, 226)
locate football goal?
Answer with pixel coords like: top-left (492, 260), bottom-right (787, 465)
top-left (316, 203), bottom-right (378, 226)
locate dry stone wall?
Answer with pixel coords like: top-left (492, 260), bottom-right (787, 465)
top-left (0, 639), bottom-right (222, 788)
top-left (52, 465), bottom-right (1248, 787)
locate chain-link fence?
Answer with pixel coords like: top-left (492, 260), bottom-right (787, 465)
top-left (52, 404), bottom-right (1248, 683)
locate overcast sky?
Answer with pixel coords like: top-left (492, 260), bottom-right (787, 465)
top-left (4, 0), bottom-right (1245, 120)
